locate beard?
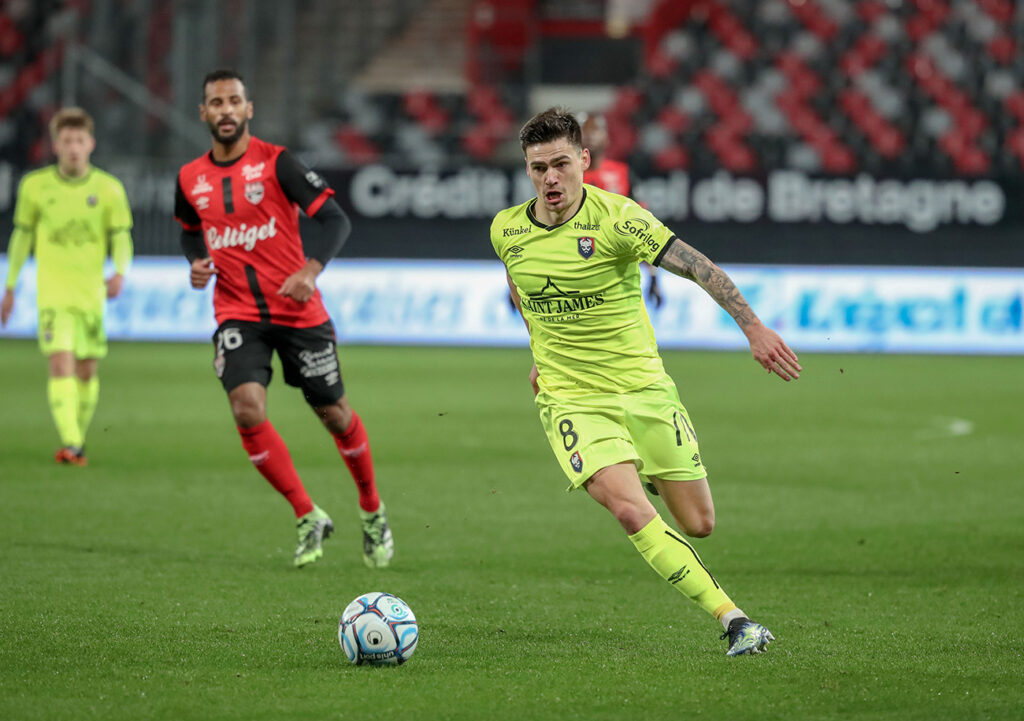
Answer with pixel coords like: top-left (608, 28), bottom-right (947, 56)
top-left (208, 117), bottom-right (247, 145)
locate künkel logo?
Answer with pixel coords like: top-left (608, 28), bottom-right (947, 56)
top-left (207, 217), bottom-right (278, 251)
top-left (577, 236), bottom-right (595, 259)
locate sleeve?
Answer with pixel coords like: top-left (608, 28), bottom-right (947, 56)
top-left (174, 176), bottom-right (202, 231)
top-left (180, 230), bottom-right (207, 262)
top-left (109, 230), bottom-right (133, 276)
top-left (107, 179), bottom-right (134, 275)
top-left (6, 176), bottom-right (38, 290)
top-left (106, 178), bottom-right (133, 231)
top-left (605, 199), bottom-right (677, 266)
top-left (302, 196), bottom-right (351, 266)
top-left (11, 174), bottom-right (39, 231)
top-left (4, 226), bottom-right (33, 290)
top-left (275, 150), bottom-right (335, 216)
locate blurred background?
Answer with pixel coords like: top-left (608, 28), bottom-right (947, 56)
top-left (1, 0), bottom-right (1022, 352)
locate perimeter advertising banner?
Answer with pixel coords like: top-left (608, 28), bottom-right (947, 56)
top-left (2, 258), bottom-right (1021, 354)
top-left (2, 162), bottom-right (1024, 266)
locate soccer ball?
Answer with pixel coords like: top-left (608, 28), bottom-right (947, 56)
top-left (338, 591), bottom-right (418, 665)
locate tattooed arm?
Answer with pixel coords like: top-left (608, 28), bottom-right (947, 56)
top-left (657, 238), bottom-right (802, 381)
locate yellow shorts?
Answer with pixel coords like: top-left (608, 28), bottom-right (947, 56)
top-left (37, 308), bottom-right (107, 359)
top-left (536, 375), bottom-right (706, 489)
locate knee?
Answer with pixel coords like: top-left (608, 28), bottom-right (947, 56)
top-left (316, 397), bottom-right (353, 434)
top-left (230, 395), bottom-right (266, 428)
top-left (608, 499), bottom-right (656, 535)
top-left (682, 512), bottom-right (715, 538)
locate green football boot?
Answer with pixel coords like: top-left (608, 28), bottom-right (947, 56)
top-left (721, 617), bottom-right (775, 656)
top-left (295, 504), bottom-right (334, 568)
top-left (359, 503), bottom-right (394, 569)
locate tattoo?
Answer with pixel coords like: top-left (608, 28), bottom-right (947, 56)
top-left (658, 239), bottom-right (758, 329)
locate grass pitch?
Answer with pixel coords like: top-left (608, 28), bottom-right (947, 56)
top-left (0, 340), bottom-right (1021, 721)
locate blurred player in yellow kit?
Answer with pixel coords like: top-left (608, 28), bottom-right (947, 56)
top-left (2, 108), bottom-right (133, 466)
top-left (492, 108), bottom-right (801, 656)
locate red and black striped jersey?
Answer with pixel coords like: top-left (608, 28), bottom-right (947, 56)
top-left (175, 136), bottom-right (335, 328)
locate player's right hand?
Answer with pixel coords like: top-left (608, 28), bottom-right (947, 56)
top-left (0, 289), bottom-right (14, 327)
top-left (190, 258), bottom-right (217, 289)
top-left (529, 364), bottom-right (540, 396)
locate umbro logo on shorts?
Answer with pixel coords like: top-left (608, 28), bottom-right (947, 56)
top-left (692, 453), bottom-right (701, 466)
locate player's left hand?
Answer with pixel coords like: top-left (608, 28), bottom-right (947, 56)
top-left (646, 276), bottom-right (664, 309)
top-left (746, 323), bottom-right (801, 381)
top-left (277, 263), bottom-right (320, 303)
top-left (106, 273), bottom-right (125, 299)
top-left (1, 289), bottom-right (14, 326)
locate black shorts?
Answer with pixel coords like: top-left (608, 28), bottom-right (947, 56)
top-left (212, 320), bottom-right (345, 406)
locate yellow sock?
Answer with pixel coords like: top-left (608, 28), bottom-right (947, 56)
top-left (76, 376), bottom-right (100, 442)
top-left (628, 514), bottom-right (736, 619)
top-left (47, 376), bottom-right (83, 448)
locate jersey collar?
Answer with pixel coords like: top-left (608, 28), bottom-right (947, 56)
top-left (53, 165), bottom-right (94, 185)
top-left (526, 187), bottom-right (588, 231)
top-left (208, 136), bottom-right (256, 167)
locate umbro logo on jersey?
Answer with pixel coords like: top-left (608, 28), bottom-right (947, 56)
top-left (191, 174), bottom-right (213, 196)
top-left (508, 245), bottom-right (524, 259)
top-left (577, 236), bottom-right (595, 259)
top-left (241, 162), bottom-right (265, 182)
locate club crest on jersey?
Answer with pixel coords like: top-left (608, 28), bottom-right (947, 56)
top-left (244, 181), bottom-right (264, 205)
top-left (195, 196), bottom-right (210, 210)
top-left (570, 451), bottom-right (583, 473)
top-left (577, 236), bottom-right (596, 259)
top-left (86, 195), bottom-right (98, 207)
top-left (191, 174), bottom-right (213, 196)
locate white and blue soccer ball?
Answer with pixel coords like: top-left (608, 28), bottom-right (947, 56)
top-left (338, 591), bottom-right (418, 665)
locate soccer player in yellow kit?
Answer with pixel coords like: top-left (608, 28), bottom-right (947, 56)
top-left (492, 108), bottom-right (802, 656)
top-left (1, 108), bottom-right (133, 466)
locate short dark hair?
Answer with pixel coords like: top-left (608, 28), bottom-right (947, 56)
top-left (201, 69), bottom-right (246, 102)
top-left (519, 107), bottom-right (582, 154)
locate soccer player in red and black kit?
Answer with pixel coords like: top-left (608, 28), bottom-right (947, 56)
top-left (580, 112), bottom-right (662, 308)
top-left (174, 69), bottom-right (394, 569)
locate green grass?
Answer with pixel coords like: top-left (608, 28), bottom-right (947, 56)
top-left (1, 340), bottom-right (1021, 720)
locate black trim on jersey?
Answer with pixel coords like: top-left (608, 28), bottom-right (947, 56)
top-left (181, 230), bottom-right (207, 262)
top-left (652, 236), bottom-right (677, 268)
top-left (275, 150), bottom-right (332, 213)
top-left (303, 197), bottom-right (351, 266)
top-left (245, 265), bottom-right (271, 323)
top-left (222, 177), bottom-right (235, 214)
top-left (174, 178), bottom-right (202, 228)
top-left (525, 187), bottom-right (589, 231)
